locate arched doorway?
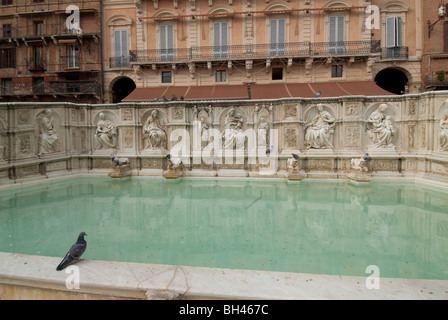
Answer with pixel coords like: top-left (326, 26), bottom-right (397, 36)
top-left (111, 77), bottom-right (136, 103)
top-left (374, 68), bottom-right (409, 95)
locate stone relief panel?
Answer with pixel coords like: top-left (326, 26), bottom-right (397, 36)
top-left (121, 109), bottom-right (134, 122)
top-left (438, 100), bottom-right (448, 152)
top-left (304, 104), bottom-right (336, 149)
top-left (284, 104), bottom-right (298, 119)
top-left (344, 125), bottom-right (361, 149)
top-left (121, 128), bottom-right (134, 149)
top-left (141, 109), bottom-right (168, 150)
top-left (36, 109), bottom-right (60, 155)
top-left (93, 111), bottom-right (118, 150)
top-left (17, 110), bottom-right (32, 127)
top-left (254, 104), bottom-right (273, 148)
top-left (365, 103), bottom-right (396, 149)
top-left (220, 107), bottom-right (247, 150)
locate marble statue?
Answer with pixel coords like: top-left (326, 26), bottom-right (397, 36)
top-left (37, 109), bottom-right (59, 155)
top-left (200, 116), bottom-right (210, 148)
top-left (304, 104), bottom-right (335, 149)
top-left (286, 153), bottom-right (301, 181)
top-left (440, 110), bottom-right (448, 151)
top-left (350, 153), bottom-right (370, 172)
top-left (366, 104), bottom-right (395, 148)
top-left (143, 110), bottom-right (167, 149)
top-left (257, 116), bottom-right (269, 147)
top-left (222, 108), bottom-right (245, 150)
top-left (95, 112), bottom-right (118, 150)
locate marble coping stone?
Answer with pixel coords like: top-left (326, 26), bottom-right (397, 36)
top-left (0, 252), bottom-right (447, 300)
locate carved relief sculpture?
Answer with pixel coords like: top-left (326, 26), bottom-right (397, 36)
top-left (143, 110), bottom-right (167, 149)
top-left (200, 117), bottom-right (210, 149)
top-left (304, 104), bottom-right (335, 149)
top-left (95, 112), bottom-right (118, 150)
top-left (222, 108), bottom-right (245, 150)
top-left (440, 110), bottom-right (448, 151)
top-left (37, 109), bottom-right (59, 155)
top-left (366, 104), bottom-right (395, 148)
top-left (257, 116), bottom-right (269, 147)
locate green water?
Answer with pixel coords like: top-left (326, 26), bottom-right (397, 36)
top-left (1, 177), bottom-right (447, 280)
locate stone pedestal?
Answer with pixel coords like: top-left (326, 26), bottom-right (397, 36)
top-left (347, 171), bottom-right (371, 183)
top-left (108, 165), bottom-right (131, 178)
top-left (286, 172), bottom-right (302, 181)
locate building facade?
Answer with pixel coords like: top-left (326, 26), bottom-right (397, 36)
top-left (0, 0), bottom-right (103, 103)
top-left (103, 0), bottom-right (425, 103)
top-left (422, 0), bottom-right (448, 91)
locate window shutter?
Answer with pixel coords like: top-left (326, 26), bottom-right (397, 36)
top-left (395, 16), bottom-right (402, 47)
top-left (270, 19), bottom-right (278, 44)
top-left (337, 16), bottom-right (345, 43)
top-left (120, 30), bottom-right (128, 57)
top-left (160, 24), bottom-right (174, 60)
top-left (329, 16), bottom-right (336, 43)
top-left (445, 21), bottom-right (448, 52)
top-left (386, 17), bottom-right (396, 48)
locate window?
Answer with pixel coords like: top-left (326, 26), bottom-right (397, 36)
top-left (159, 24), bottom-right (174, 61)
top-left (270, 18), bottom-right (286, 56)
top-left (32, 77), bottom-right (44, 94)
top-left (329, 16), bottom-right (345, 54)
top-left (32, 0), bottom-right (44, 3)
top-left (272, 67), bottom-right (283, 80)
top-left (113, 30), bottom-right (129, 67)
top-left (2, 24), bottom-right (12, 38)
top-left (1, 78), bottom-right (12, 94)
top-left (444, 21), bottom-right (448, 53)
top-left (216, 70), bottom-right (226, 82)
top-left (385, 16), bottom-right (403, 58)
top-left (213, 22), bottom-right (228, 58)
top-left (33, 46), bottom-right (44, 70)
top-left (35, 21), bottom-right (44, 36)
top-left (331, 65), bottom-right (343, 78)
top-left (67, 44), bottom-right (79, 68)
top-left (162, 71), bottom-right (172, 83)
top-left (1, 0), bottom-right (13, 5)
top-left (66, 76), bottom-right (80, 93)
top-left (0, 48), bottom-right (15, 68)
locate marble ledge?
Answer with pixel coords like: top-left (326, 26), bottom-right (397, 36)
top-left (0, 252), bottom-right (447, 300)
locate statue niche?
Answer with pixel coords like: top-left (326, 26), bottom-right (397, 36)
top-left (143, 109), bottom-right (167, 150)
top-left (304, 104), bottom-right (336, 149)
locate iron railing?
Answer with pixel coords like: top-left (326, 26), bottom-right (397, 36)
top-left (109, 56), bottom-right (130, 68)
top-left (0, 80), bottom-right (101, 96)
top-left (129, 40), bottom-right (382, 64)
top-left (380, 46), bottom-right (409, 60)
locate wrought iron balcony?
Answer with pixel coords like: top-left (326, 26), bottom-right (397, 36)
top-left (0, 80), bottom-right (101, 96)
top-left (129, 40), bottom-right (382, 65)
top-left (109, 56), bottom-right (130, 68)
top-left (26, 58), bottom-right (47, 72)
top-left (380, 46), bottom-right (409, 60)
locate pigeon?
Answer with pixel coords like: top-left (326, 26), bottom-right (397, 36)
top-left (292, 153), bottom-right (299, 160)
top-left (163, 95), bottom-right (169, 102)
top-left (56, 232), bottom-right (87, 271)
top-left (171, 96), bottom-right (177, 101)
top-left (153, 98), bottom-right (159, 102)
top-left (363, 153), bottom-right (370, 161)
top-left (180, 96), bottom-right (184, 101)
top-left (314, 90), bottom-right (322, 98)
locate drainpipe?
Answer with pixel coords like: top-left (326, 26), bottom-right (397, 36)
top-left (99, 0), bottom-right (105, 103)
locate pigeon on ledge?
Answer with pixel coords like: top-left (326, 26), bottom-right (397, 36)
top-left (314, 91), bottom-right (322, 98)
top-left (56, 232), bottom-right (87, 271)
